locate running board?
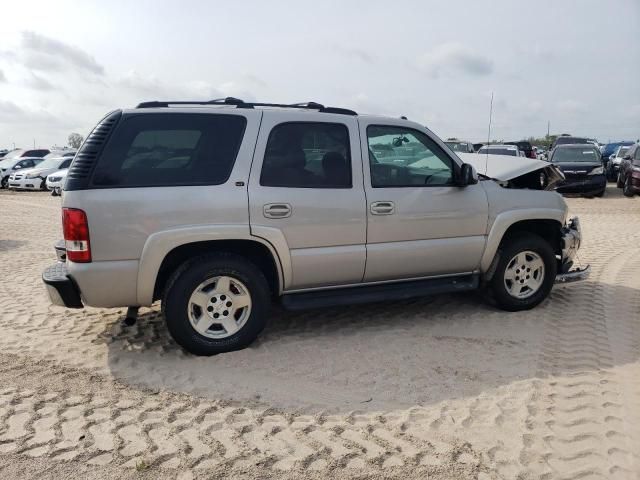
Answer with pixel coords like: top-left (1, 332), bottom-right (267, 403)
top-left (281, 274), bottom-right (479, 311)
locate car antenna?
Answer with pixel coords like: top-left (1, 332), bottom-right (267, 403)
top-left (485, 92), bottom-right (494, 176)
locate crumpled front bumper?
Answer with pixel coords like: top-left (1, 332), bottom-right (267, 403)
top-left (555, 216), bottom-right (590, 283)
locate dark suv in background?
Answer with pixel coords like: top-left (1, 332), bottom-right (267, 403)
top-left (550, 144), bottom-right (606, 197)
top-left (504, 140), bottom-right (535, 159)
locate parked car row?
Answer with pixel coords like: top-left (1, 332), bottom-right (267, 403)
top-left (0, 149), bottom-right (75, 195)
top-left (445, 136), bottom-right (639, 198)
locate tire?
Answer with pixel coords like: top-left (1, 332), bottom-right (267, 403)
top-left (617, 172), bottom-right (624, 188)
top-left (40, 179), bottom-right (47, 191)
top-left (0, 177), bottom-right (7, 189)
top-left (623, 176), bottom-right (636, 197)
top-left (595, 188), bottom-right (605, 198)
top-left (162, 253), bottom-right (271, 355)
top-left (487, 234), bottom-right (557, 312)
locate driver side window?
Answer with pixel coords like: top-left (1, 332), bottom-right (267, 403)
top-left (367, 126), bottom-right (454, 187)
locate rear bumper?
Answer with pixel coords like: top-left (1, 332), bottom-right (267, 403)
top-left (42, 262), bottom-right (83, 308)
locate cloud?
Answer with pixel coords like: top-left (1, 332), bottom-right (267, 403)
top-left (333, 45), bottom-right (375, 64)
top-left (24, 72), bottom-right (54, 91)
top-left (417, 43), bottom-right (493, 78)
top-left (0, 100), bottom-right (57, 125)
top-left (21, 31), bottom-right (104, 75)
top-left (557, 99), bottom-right (587, 115)
top-left (0, 69), bottom-right (5, 82)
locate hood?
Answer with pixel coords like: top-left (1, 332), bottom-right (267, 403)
top-left (47, 169), bottom-right (69, 178)
top-left (457, 152), bottom-right (565, 190)
top-left (14, 166), bottom-right (59, 177)
top-left (13, 166), bottom-right (44, 176)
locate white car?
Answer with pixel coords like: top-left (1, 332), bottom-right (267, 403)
top-left (476, 144), bottom-right (521, 157)
top-left (8, 153), bottom-right (75, 191)
top-left (46, 168), bottom-right (69, 196)
top-left (0, 157), bottom-right (44, 188)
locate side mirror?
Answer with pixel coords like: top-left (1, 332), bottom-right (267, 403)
top-left (13, 165), bottom-right (22, 170)
top-left (459, 163), bottom-right (478, 186)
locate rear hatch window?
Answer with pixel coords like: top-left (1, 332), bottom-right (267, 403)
top-left (91, 113), bottom-right (246, 188)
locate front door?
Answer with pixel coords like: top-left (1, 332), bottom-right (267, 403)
top-left (249, 112), bottom-right (367, 290)
top-left (360, 120), bottom-right (489, 282)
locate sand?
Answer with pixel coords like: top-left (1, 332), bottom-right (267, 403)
top-left (0, 185), bottom-right (638, 479)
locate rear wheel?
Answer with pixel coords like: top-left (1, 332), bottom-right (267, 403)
top-left (623, 176), bottom-right (635, 197)
top-left (162, 253), bottom-right (271, 355)
top-left (487, 234), bottom-right (557, 311)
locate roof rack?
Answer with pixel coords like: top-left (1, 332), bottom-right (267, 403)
top-left (136, 97), bottom-right (357, 116)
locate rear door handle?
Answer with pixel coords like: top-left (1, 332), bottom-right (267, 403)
top-left (370, 201), bottom-right (395, 215)
top-left (263, 203), bottom-right (292, 219)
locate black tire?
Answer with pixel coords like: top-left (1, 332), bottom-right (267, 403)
top-left (487, 234), bottom-right (557, 312)
top-left (623, 176), bottom-right (635, 197)
top-left (40, 179), bottom-right (47, 191)
top-left (162, 253), bottom-right (271, 355)
top-left (0, 177), bottom-right (7, 189)
top-left (616, 172), bottom-right (624, 188)
top-left (594, 188), bottom-right (605, 198)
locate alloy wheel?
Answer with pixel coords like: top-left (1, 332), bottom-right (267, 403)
top-left (503, 250), bottom-right (545, 299)
top-left (187, 275), bottom-right (252, 339)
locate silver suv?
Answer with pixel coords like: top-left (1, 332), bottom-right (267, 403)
top-left (42, 98), bottom-right (588, 355)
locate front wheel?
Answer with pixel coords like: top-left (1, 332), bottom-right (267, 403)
top-left (487, 234), bottom-right (557, 312)
top-left (162, 253), bottom-right (271, 355)
top-left (0, 177), bottom-right (7, 189)
top-left (623, 176), bottom-right (635, 197)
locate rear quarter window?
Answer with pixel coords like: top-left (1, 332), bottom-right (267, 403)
top-left (91, 113), bottom-right (246, 187)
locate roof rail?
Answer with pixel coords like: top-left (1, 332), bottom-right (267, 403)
top-left (136, 97), bottom-right (357, 115)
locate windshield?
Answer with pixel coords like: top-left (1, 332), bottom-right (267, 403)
top-left (552, 148), bottom-right (600, 163)
top-left (478, 147), bottom-right (517, 156)
top-left (616, 147), bottom-right (629, 157)
top-left (445, 142), bottom-right (469, 152)
top-left (603, 142), bottom-right (633, 156)
top-left (32, 158), bottom-right (63, 170)
top-left (2, 150), bottom-right (24, 159)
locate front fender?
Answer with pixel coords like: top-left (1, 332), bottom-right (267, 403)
top-left (136, 225), bottom-right (288, 305)
top-left (480, 208), bottom-right (565, 272)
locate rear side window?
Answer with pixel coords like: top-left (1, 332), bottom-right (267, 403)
top-left (260, 122), bottom-right (352, 188)
top-left (60, 159), bottom-right (72, 169)
top-left (91, 113), bottom-right (246, 187)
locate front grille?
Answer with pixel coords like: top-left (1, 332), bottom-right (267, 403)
top-left (66, 110), bottom-right (122, 190)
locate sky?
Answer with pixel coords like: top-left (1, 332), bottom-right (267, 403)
top-left (1, 0), bottom-right (639, 149)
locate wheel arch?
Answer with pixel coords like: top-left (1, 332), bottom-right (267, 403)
top-left (481, 209), bottom-right (564, 278)
top-left (136, 226), bottom-right (285, 305)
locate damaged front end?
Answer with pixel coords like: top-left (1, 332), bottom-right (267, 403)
top-left (458, 152), bottom-right (565, 191)
top-left (555, 217), bottom-right (591, 283)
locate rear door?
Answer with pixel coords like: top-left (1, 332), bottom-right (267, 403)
top-left (248, 112), bottom-right (367, 290)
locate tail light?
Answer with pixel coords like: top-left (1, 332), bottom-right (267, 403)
top-left (62, 208), bottom-right (91, 262)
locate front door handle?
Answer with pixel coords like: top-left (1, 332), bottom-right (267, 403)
top-left (263, 203), bottom-right (292, 219)
top-left (370, 201), bottom-right (395, 215)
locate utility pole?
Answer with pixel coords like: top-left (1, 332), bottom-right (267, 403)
top-left (33, 139), bottom-right (36, 149)
top-left (547, 120), bottom-right (550, 138)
